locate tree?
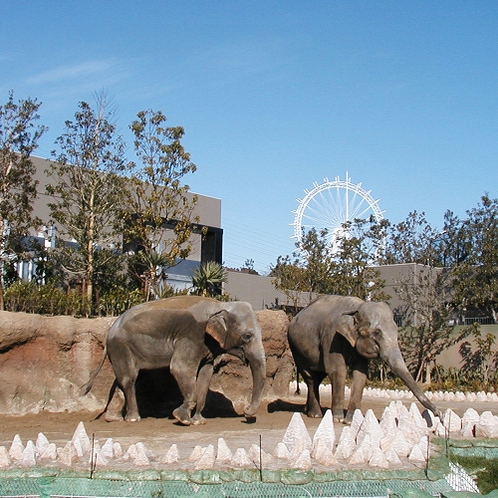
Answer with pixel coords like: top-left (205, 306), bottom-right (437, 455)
top-left (380, 211), bottom-right (440, 265)
top-left (459, 328), bottom-right (498, 390)
top-left (452, 194), bottom-right (498, 322)
top-left (191, 261), bottom-right (227, 297)
top-left (124, 109), bottom-right (199, 299)
top-left (334, 218), bottom-right (389, 301)
top-left (271, 220), bottom-right (388, 308)
top-left (46, 96), bottom-right (128, 314)
top-left (395, 265), bottom-right (474, 383)
top-left (0, 91), bottom-right (46, 309)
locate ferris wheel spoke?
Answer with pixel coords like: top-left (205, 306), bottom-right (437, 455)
top-left (293, 174), bottom-right (384, 253)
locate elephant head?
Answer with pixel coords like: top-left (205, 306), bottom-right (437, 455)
top-left (337, 301), bottom-right (438, 415)
top-left (205, 302), bottom-right (266, 421)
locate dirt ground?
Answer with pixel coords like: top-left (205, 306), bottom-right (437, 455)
top-left (1, 390), bottom-right (497, 470)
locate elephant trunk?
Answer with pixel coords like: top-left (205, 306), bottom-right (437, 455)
top-left (243, 343), bottom-right (267, 420)
top-left (382, 348), bottom-right (439, 416)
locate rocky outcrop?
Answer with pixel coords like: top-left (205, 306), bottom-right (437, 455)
top-left (0, 308), bottom-right (292, 416)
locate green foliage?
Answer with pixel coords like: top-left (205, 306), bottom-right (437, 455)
top-left (4, 280), bottom-right (85, 316)
top-left (271, 221), bottom-right (388, 307)
top-left (98, 287), bottom-right (144, 316)
top-left (191, 261), bottom-right (227, 298)
top-left (459, 327), bottom-right (498, 389)
top-left (452, 194), bottom-right (498, 323)
top-left (452, 456), bottom-right (498, 495)
top-left (379, 211), bottom-right (439, 265)
top-left (0, 91), bottom-right (46, 309)
top-left (124, 109), bottom-right (199, 296)
top-left (46, 96), bottom-right (128, 313)
top-left (396, 266), bottom-right (475, 383)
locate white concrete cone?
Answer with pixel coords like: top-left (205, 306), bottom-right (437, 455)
top-left (195, 444), bottom-right (215, 470)
top-left (113, 442), bottom-right (123, 458)
top-left (398, 411), bottom-right (425, 446)
top-left (58, 441), bottom-right (76, 466)
top-left (188, 445), bottom-right (204, 462)
top-left (408, 444), bottom-right (426, 463)
top-left (442, 408), bottom-right (462, 433)
top-left (133, 443), bottom-right (150, 466)
top-left (348, 443), bottom-right (368, 465)
top-left (334, 426), bottom-right (356, 460)
top-left (409, 403), bottom-right (428, 432)
top-left (92, 448), bottom-right (108, 467)
top-left (248, 444), bottom-right (272, 467)
top-left (21, 440), bottom-right (37, 467)
top-left (312, 410), bottom-right (335, 457)
top-left (417, 435), bottom-right (429, 457)
top-left (369, 447), bottom-right (390, 469)
top-left (385, 447), bottom-right (402, 466)
top-left (274, 442), bottom-right (291, 460)
top-left (124, 444), bottom-right (138, 461)
top-left (356, 433), bottom-right (375, 462)
top-left (349, 409), bottom-right (364, 439)
top-left (136, 442), bottom-right (152, 458)
top-left (461, 407), bottom-right (480, 426)
top-left (9, 434), bottom-right (24, 461)
top-left (101, 438), bottom-right (114, 459)
top-left (40, 443), bottom-right (57, 461)
top-left (231, 448), bottom-right (252, 468)
top-left (379, 405), bottom-right (398, 434)
top-left (0, 447), bottom-right (11, 468)
top-left (357, 409), bottom-right (382, 448)
top-left (161, 444), bottom-right (179, 464)
top-left (72, 437), bottom-right (84, 458)
top-left (216, 438), bottom-right (232, 464)
top-left (312, 437), bottom-right (337, 466)
top-left (72, 422), bottom-right (91, 453)
top-left (36, 433), bottom-right (50, 455)
top-left (388, 431), bottom-right (412, 458)
top-left (292, 449), bottom-right (312, 470)
top-left (282, 412), bottom-right (312, 456)
top-left (476, 411), bottom-right (498, 438)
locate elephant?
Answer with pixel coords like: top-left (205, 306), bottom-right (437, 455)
top-left (82, 295), bottom-right (267, 425)
top-left (287, 295), bottom-right (438, 423)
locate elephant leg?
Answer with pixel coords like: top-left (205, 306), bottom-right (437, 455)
top-left (170, 342), bottom-right (201, 426)
top-left (109, 346), bottom-right (141, 422)
top-left (344, 357), bottom-right (368, 423)
top-left (300, 368), bottom-right (325, 417)
top-left (329, 352), bottom-right (348, 422)
top-left (191, 362), bottom-right (214, 425)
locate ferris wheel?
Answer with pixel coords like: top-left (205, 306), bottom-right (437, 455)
top-left (292, 173), bottom-right (384, 253)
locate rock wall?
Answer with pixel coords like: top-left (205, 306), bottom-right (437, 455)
top-left (0, 309), bottom-right (292, 417)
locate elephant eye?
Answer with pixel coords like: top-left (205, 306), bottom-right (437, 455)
top-left (241, 332), bottom-right (252, 343)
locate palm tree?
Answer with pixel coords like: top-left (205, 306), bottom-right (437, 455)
top-left (191, 261), bottom-right (227, 297)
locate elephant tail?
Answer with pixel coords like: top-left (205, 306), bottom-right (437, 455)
top-left (80, 345), bottom-right (108, 396)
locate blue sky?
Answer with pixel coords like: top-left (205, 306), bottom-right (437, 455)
top-left (2, 1), bottom-right (497, 274)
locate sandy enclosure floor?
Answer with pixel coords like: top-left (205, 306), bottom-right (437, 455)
top-left (0, 390), bottom-right (497, 470)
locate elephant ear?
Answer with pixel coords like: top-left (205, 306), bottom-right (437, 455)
top-left (336, 312), bottom-right (359, 348)
top-left (205, 310), bottom-right (229, 348)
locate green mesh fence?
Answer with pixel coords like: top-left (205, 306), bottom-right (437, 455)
top-left (0, 439), bottom-right (491, 498)
top-left (0, 475), bottom-right (456, 498)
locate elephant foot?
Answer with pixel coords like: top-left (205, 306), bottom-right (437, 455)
top-left (173, 407), bottom-right (192, 426)
top-left (124, 413), bottom-right (141, 422)
top-left (305, 409), bottom-right (323, 418)
top-left (104, 411), bottom-right (124, 422)
top-left (192, 414), bottom-right (206, 425)
top-left (305, 404), bottom-right (323, 418)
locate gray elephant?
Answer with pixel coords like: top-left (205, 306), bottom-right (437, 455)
top-left (82, 295), bottom-right (266, 425)
top-left (288, 295), bottom-right (438, 423)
